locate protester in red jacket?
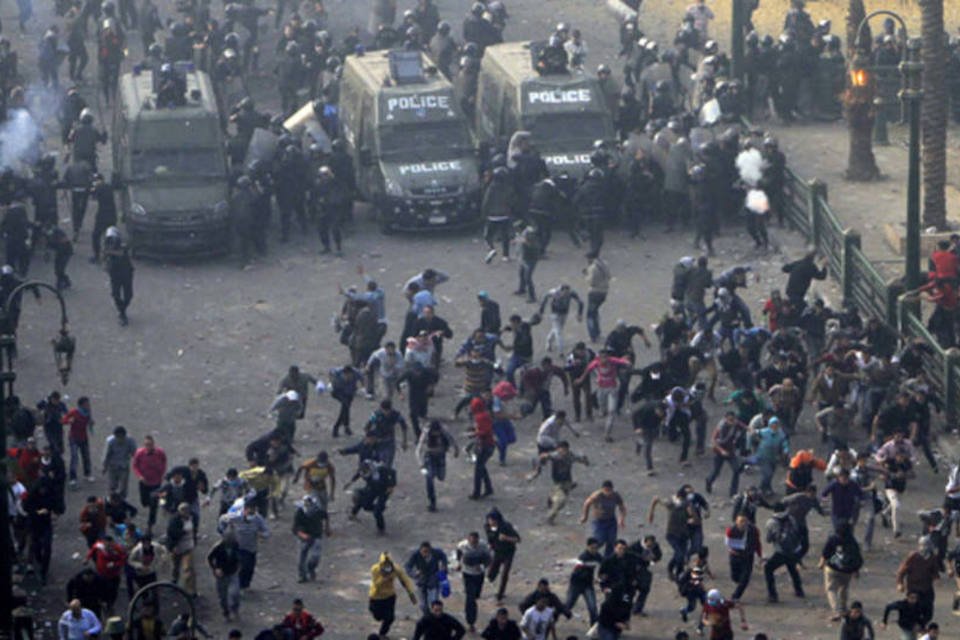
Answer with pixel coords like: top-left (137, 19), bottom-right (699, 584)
top-left (281, 599), bottom-right (324, 640)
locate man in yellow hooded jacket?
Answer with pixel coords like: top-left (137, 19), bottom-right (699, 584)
top-left (369, 551), bottom-right (418, 638)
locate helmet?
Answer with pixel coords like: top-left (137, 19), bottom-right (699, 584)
top-left (637, 36), bottom-right (648, 49)
top-left (247, 159), bottom-right (267, 176)
top-left (470, 2), bottom-right (484, 17)
top-left (237, 96), bottom-right (254, 111)
top-left (701, 55), bottom-right (717, 69)
top-left (302, 19), bottom-right (317, 33)
top-left (79, 108), bottom-right (94, 124)
top-left (745, 30), bottom-right (759, 46)
top-left (318, 165), bottom-right (333, 178)
top-left (717, 287), bottom-right (731, 300)
top-left (660, 48), bottom-right (677, 64)
top-left (597, 63), bottom-right (610, 75)
top-left (308, 143), bottom-right (323, 157)
top-left (826, 34), bottom-right (841, 51)
top-left (224, 32), bottom-right (241, 49)
top-left (619, 86), bottom-right (635, 101)
top-left (492, 166), bottom-right (509, 180)
top-left (171, 21), bottom-right (188, 36)
top-left (38, 153), bottom-right (56, 171)
top-left (779, 32), bottom-right (794, 46)
top-left (706, 589), bottom-right (722, 606)
top-left (277, 133), bottom-right (295, 149)
top-left (688, 163), bottom-right (706, 182)
top-left (437, 21), bottom-right (451, 35)
top-left (704, 40), bottom-right (719, 55)
top-left (316, 30), bottom-right (331, 46)
top-left (405, 24), bottom-right (422, 40)
top-left (285, 40), bottom-right (300, 55)
top-left (0, 265), bottom-right (13, 276)
top-left (402, 9), bottom-right (415, 21)
top-left (223, 47), bottom-right (237, 60)
top-left (548, 34), bottom-right (562, 48)
top-left (555, 22), bottom-right (569, 35)
top-left (655, 79), bottom-right (670, 93)
top-left (331, 138), bottom-right (345, 152)
top-left (235, 175), bottom-right (252, 189)
top-left (326, 55), bottom-right (341, 71)
top-left (462, 42), bottom-right (480, 58)
top-left (645, 40), bottom-right (658, 53)
top-left (761, 34), bottom-right (775, 48)
top-left (763, 136), bottom-right (778, 149)
top-left (147, 42), bottom-right (163, 58)
top-left (490, 153), bottom-right (506, 168)
top-left (818, 19), bottom-right (831, 33)
top-left (105, 226), bottom-right (121, 239)
top-left (101, 0), bottom-right (115, 15)
top-left (589, 150), bottom-right (606, 168)
top-left (586, 167), bottom-right (604, 180)
top-left (592, 139), bottom-right (608, 151)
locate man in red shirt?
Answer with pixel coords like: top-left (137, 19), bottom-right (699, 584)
top-left (575, 348), bottom-right (631, 442)
top-left (701, 588), bottom-right (748, 640)
top-left (281, 598), bottom-right (324, 640)
top-left (8, 436), bottom-right (41, 485)
top-left (85, 534), bottom-right (126, 614)
top-left (929, 240), bottom-right (959, 282)
top-left (132, 434), bottom-right (167, 534)
top-left (468, 397), bottom-right (495, 500)
top-left (63, 396), bottom-right (95, 486)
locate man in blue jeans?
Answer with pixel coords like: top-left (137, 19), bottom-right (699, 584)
top-left (405, 541), bottom-right (448, 616)
top-left (580, 480), bottom-right (627, 557)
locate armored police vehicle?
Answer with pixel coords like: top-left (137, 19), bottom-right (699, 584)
top-left (339, 50), bottom-right (480, 231)
top-left (475, 42), bottom-right (616, 178)
top-left (113, 64), bottom-right (230, 256)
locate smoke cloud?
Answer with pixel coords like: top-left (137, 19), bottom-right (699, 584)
top-left (736, 147), bottom-right (767, 188)
top-left (0, 108), bottom-right (41, 171)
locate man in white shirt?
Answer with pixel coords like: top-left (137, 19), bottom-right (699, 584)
top-left (58, 600), bottom-right (101, 640)
top-left (520, 596), bottom-right (556, 640)
top-left (536, 411), bottom-right (580, 453)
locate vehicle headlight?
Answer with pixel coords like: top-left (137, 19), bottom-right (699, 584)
top-left (211, 200), bottom-right (229, 220)
top-left (384, 178), bottom-right (404, 197)
top-left (130, 202), bottom-right (147, 219)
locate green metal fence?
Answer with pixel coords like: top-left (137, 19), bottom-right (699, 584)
top-left (778, 166), bottom-right (959, 424)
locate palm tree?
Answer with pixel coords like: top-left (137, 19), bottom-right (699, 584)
top-left (920, 0), bottom-right (947, 229)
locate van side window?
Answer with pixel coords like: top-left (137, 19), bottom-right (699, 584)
top-left (479, 74), bottom-right (499, 139)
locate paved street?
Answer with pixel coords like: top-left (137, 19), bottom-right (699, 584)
top-left (5, 0), bottom-right (960, 639)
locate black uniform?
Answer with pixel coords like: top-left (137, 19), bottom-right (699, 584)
top-left (104, 235), bottom-right (134, 324)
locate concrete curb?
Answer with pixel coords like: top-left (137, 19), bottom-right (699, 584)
top-left (604, 0), bottom-right (637, 22)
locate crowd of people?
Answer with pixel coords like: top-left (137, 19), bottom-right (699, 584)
top-left (1, 0), bottom-right (960, 640)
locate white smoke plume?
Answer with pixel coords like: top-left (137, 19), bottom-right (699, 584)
top-left (736, 147), bottom-right (767, 188)
top-left (746, 188), bottom-right (770, 214)
top-left (0, 107), bottom-right (41, 171)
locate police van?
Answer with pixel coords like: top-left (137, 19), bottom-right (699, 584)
top-left (475, 42), bottom-right (616, 178)
top-left (339, 50), bottom-right (481, 231)
top-left (113, 64), bottom-right (230, 256)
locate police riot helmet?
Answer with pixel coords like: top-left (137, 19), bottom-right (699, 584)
top-left (470, 2), bottom-right (484, 17)
top-left (490, 153), bottom-right (507, 168)
top-left (301, 19), bottom-right (317, 34)
top-left (763, 136), bottom-right (778, 150)
top-left (586, 167), bottom-right (604, 180)
top-left (460, 55), bottom-right (479, 71)
top-left (235, 175), bottom-right (252, 189)
top-left (555, 22), bottom-right (569, 35)
top-left (224, 31), bottom-right (241, 50)
top-left (660, 48), bottom-right (677, 64)
top-left (761, 34), bottom-right (775, 48)
top-left (548, 34), bottom-right (562, 48)
top-left (745, 31), bottom-right (759, 46)
top-left (655, 79), bottom-right (670, 93)
top-left (105, 226), bottom-right (121, 239)
top-left (645, 40), bottom-right (658, 53)
top-left (826, 34), bottom-right (841, 51)
top-left (0, 265), bottom-right (13, 276)
top-left (79, 108), bottom-right (94, 124)
top-left (317, 165), bottom-right (333, 179)
top-left (462, 42), bottom-right (480, 58)
top-left (171, 21), bottom-right (188, 37)
top-left (326, 55), bottom-right (341, 71)
top-left (619, 86), bottom-right (636, 101)
top-left (147, 42), bottom-right (163, 58)
top-left (101, 0), bottom-right (115, 16)
top-left (492, 166), bottom-right (509, 180)
top-left (316, 30), bottom-right (331, 46)
top-left (331, 138), bottom-right (345, 153)
top-left (597, 63), bottom-right (610, 75)
top-left (437, 21), bottom-right (451, 35)
top-left (704, 40), bottom-right (719, 55)
top-left (285, 40), bottom-right (300, 55)
top-left (818, 19), bottom-right (831, 34)
top-left (688, 163), bottom-right (705, 182)
top-left (406, 24), bottom-right (422, 40)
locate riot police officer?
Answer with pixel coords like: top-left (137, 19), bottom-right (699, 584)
top-left (1, 203), bottom-right (31, 276)
top-left (69, 109), bottom-right (107, 170)
top-left (311, 166), bottom-right (348, 255)
top-left (429, 21), bottom-right (458, 79)
top-left (274, 141), bottom-right (309, 241)
top-left (573, 168), bottom-right (606, 254)
top-left (103, 227), bottom-right (134, 326)
top-left (89, 173), bottom-right (118, 263)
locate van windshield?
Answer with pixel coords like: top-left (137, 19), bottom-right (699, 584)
top-left (524, 113), bottom-right (610, 146)
top-left (130, 149), bottom-right (224, 180)
top-left (377, 122), bottom-right (472, 159)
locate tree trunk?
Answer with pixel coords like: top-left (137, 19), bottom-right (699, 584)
top-left (921, 0), bottom-right (947, 229)
top-left (844, 0), bottom-right (879, 181)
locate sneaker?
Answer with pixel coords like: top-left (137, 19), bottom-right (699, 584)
top-left (483, 249), bottom-right (497, 264)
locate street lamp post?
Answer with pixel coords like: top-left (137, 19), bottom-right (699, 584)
top-left (901, 38), bottom-right (924, 290)
top-left (0, 282), bottom-right (75, 637)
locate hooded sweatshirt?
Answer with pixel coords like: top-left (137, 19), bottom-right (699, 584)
top-left (370, 552), bottom-right (415, 600)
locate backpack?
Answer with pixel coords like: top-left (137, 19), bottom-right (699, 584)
top-left (766, 515), bottom-right (801, 558)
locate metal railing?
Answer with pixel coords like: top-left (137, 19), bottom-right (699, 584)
top-left (777, 159), bottom-right (960, 424)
